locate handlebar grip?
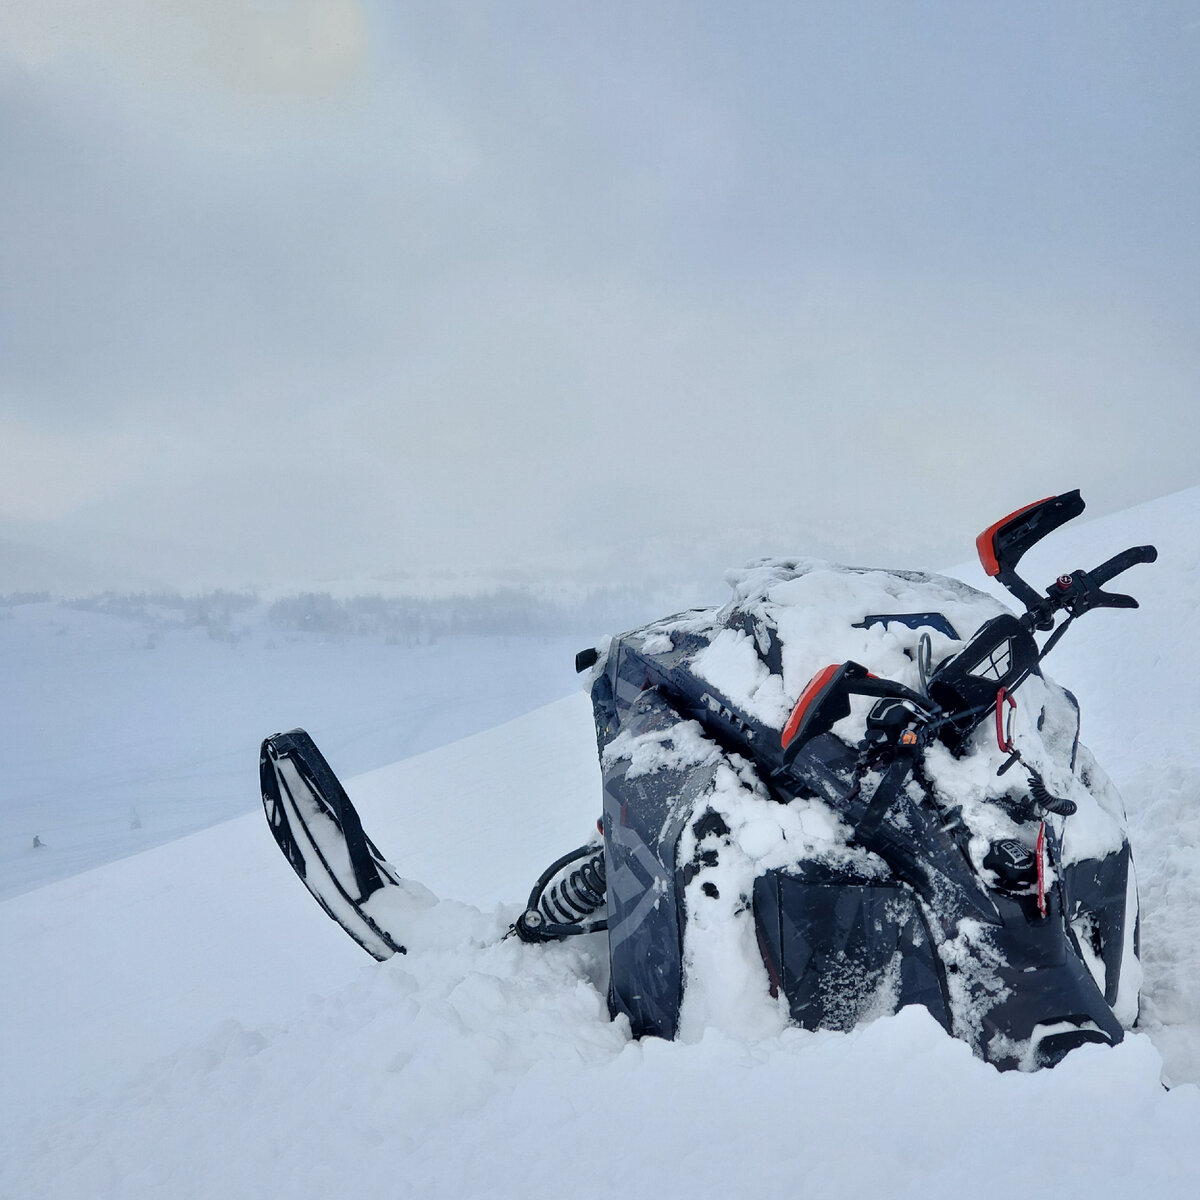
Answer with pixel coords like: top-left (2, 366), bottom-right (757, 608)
top-left (1089, 544), bottom-right (1157, 587)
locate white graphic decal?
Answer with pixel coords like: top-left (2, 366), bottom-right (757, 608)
top-left (968, 638), bottom-right (1013, 682)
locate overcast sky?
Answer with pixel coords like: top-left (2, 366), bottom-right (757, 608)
top-left (1, 1), bottom-right (1197, 593)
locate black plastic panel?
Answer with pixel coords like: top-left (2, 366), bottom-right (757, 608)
top-left (753, 868), bottom-right (950, 1033)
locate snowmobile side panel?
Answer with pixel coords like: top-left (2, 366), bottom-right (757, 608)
top-left (751, 853), bottom-right (1126, 1067)
top-left (963, 885), bottom-right (1125, 1067)
top-left (780, 737), bottom-right (1001, 930)
top-left (753, 868), bottom-right (951, 1034)
top-left (602, 633), bottom-right (782, 775)
top-left (601, 686), bottom-right (718, 1040)
top-left (1062, 844), bottom-right (1133, 1008)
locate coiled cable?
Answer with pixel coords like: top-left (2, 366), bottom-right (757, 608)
top-left (1029, 773), bottom-right (1077, 816)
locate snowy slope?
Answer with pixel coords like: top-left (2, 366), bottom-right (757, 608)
top-left (1, 488), bottom-right (1198, 1199)
top-left (0, 610), bottom-right (586, 900)
top-left (0, 694), bottom-right (599, 1121)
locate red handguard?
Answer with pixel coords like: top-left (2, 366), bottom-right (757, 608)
top-left (976, 496), bottom-right (1053, 577)
top-left (781, 664), bottom-right (842, 749)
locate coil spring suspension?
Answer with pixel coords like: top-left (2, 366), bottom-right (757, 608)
top-left (514, 842), bottom-right (608, 943)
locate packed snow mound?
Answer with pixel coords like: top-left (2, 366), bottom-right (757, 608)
top-left (1, 486), bottom-right (1198, 1199)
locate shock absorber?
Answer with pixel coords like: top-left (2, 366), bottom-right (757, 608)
top-left (513, 842), bottom-right (608, 942)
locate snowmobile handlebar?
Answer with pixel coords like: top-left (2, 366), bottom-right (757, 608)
top-left (1034, 542), bottom-right (1158, 627)
top-left (977, 492), bottom-right (1157, 634)
top-left (781, 527), bottom-right (1158, 767)
top-left (1086, 543), bottom-right (1159, 589)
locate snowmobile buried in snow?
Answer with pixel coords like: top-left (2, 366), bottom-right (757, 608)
top-left (261, 490), bottom-right (1157, 1070)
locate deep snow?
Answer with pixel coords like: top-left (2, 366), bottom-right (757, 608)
top-left (1, 487), bottom-right (1198, 1199)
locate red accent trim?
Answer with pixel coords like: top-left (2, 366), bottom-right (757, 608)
top-left (975, 496), bottom-right (1054, 577)
top-left (1036, 821), bottom-right (1047, 917)
top-left (781, 664), bottom-right (841, 749)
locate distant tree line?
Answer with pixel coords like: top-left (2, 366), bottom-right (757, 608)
top-left (54, 584), bottom-right (671, 642)
top-left (65, 590), bottom-right (258, 633)
top-left (0, 591), bottom-right (52, 605)
top-left (264, 586), bottom-right (656, 641)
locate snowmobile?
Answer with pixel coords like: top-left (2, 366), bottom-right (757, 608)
top-left (261, 490), bottom-right (1156, 1070)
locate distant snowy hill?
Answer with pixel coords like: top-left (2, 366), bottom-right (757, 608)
top-left (1, 488), bottom-right (1197, 1199)
top-left (0, 577), bottom-right (702, 900)
top-left (0, 605), bottom-right (589, 900)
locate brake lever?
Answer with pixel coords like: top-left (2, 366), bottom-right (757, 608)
top-left (1091, 590), bottom-right (1138, 610)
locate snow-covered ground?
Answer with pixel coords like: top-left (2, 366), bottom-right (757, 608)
top-left (0, 604), bottom-right (587, 900)
top-left (1, 488), bottom-right (1197, 1199)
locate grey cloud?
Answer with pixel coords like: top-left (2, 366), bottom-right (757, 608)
top-left (1, 1), bottom-right (1198, 589)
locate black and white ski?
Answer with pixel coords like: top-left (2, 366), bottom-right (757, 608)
top-left (260, 728), bottom-right (407, 960)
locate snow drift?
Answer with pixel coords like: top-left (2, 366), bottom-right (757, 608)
top-left (1, 487), bottom-right (1198, 1199)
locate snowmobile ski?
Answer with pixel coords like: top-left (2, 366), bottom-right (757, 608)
top-left (261, 729), bottom-right (406, 960)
